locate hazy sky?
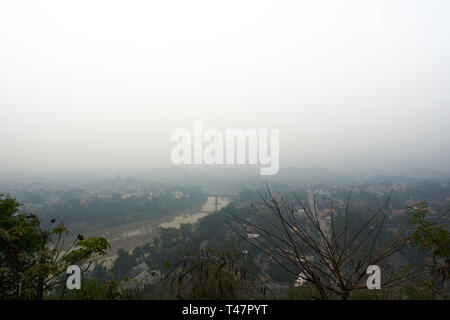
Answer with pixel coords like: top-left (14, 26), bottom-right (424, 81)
top-left (1, 0), bottom-right (449, 174)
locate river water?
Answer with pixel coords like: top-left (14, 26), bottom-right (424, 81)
top-left (87, 196), bottom-right (231, 269)
top-left (159, 196), bottom-right (230, 228)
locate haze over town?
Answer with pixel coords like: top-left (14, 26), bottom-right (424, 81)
top-left (1, 1), bottom-right (450, 304)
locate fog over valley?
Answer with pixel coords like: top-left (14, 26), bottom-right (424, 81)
top-left (0, 1), bottom-right (449, 303)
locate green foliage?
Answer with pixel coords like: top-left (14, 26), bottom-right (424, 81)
top-left (112, 248), bottom-right (136, 276)
top-left (406, 203), bottom-right (449, 262)
top-left (91, 262), bottom-right (108, 281)
top-left (0, 194), bottom-right (111, 300)
top-left (399, 279), bottom-right (435, 300)
top-left (59, 278), bottom-right (136, 300)
top-left (401, 203), bottom-right (450, 299)
top-left (63, 237), bottom-right (111, 265)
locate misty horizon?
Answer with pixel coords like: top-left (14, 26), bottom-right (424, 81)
top-left (1, 0), bottom-right (450, 174)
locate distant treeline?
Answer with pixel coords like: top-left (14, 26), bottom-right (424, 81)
top-left (41, 185), bottom-right (205, 232)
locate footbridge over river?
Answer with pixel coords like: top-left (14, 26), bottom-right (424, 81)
top-left (202, 194), bottom-right (235, 213)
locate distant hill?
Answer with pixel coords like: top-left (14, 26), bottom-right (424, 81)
top-left (131, 166), bottom-right (347, 191)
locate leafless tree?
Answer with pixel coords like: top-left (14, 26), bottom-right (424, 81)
top-left (227, 184), bottom-right (427, 299)
top-left (160, 246), bottom-right (272, 299)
